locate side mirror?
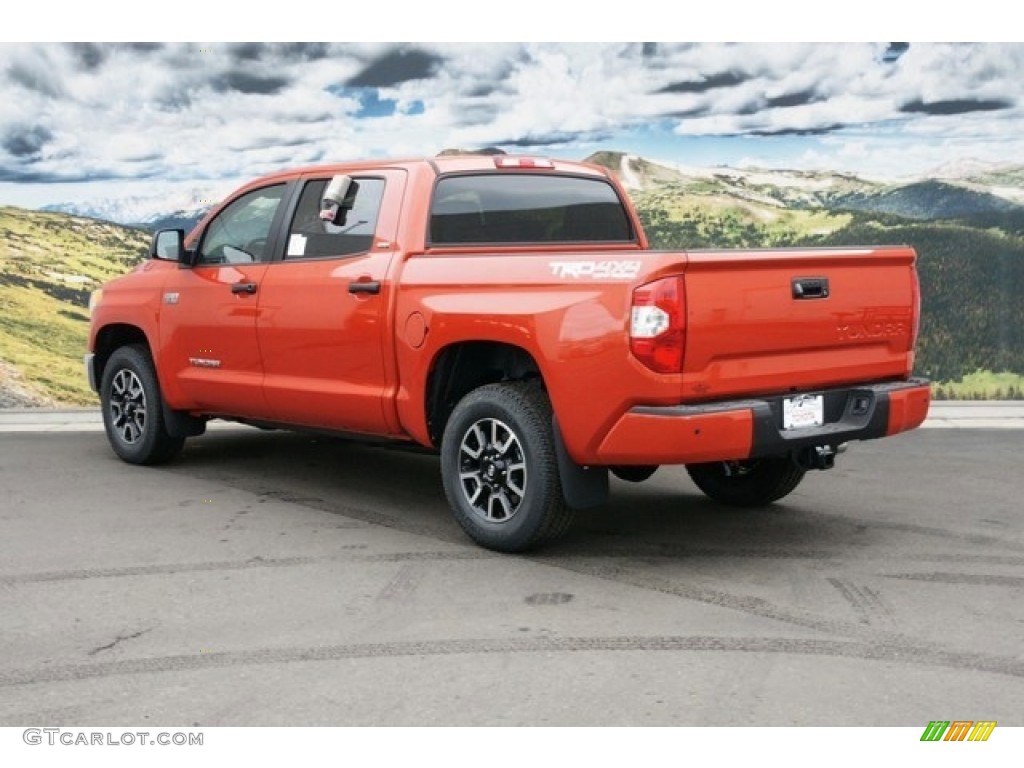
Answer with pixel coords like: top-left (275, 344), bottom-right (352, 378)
top-left (151, 229), bottom-right (186, 262)
top-left (320, 175), bottom-right (360, 226)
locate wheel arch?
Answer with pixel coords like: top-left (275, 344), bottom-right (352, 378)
top-left (424, 341), bottom-right (609, 511)
top-left (94, 323), bottom-right (204, 439)
top-left (424, 341), bottom-right (543, 448)
top-left (93, 323), bottom-right (152, 388)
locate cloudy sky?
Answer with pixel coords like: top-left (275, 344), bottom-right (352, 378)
top-left (1, 42), bottom-right (1022, 211)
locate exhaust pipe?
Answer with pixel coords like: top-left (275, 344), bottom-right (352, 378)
top-left (795, 445), bottom-right (836, 471)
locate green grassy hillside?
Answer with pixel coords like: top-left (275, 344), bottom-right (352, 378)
top-left (0, 207), bottom-right (147, 405)
top-left (634, 185), bottom-right (852, 248)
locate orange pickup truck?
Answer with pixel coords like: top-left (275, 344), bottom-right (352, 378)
top-left (85, 154), bottom-right (931, 552)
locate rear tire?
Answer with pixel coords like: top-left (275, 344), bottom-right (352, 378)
top-left (441, 382), bottom-right (574, 552)
top-left (100, 345), bottom-right (184, 465)
top-left (686, 457), bottom-right (805, 507)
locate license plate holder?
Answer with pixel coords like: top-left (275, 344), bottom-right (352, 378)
top-left (783, 395), bottom-right (824, 430)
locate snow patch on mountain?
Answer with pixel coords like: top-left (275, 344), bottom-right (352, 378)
top-left (42, 186), bottom-right (223, 227)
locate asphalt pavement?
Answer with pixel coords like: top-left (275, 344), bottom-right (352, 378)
top-left (0, 418), bottom-right (1021, 725)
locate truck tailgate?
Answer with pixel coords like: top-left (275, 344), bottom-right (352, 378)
top-left (680, 246), bottom-right (918, 401)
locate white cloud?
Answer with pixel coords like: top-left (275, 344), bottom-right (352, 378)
top-left (0, 42), bottom-right (1022, 209)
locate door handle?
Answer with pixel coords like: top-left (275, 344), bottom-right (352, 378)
top-left (231, 282), bottom-right (258, 295)
top-left (348, 280), bottom-right (381, 295)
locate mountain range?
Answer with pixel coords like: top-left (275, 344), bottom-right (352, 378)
top-left (40, 153), bottom-right (1024, 233)
top-left (42, 188), bottom-right (217, 234)
top-left (585, 151), bottom-right (1024, 222)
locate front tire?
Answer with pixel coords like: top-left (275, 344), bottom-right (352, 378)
top-left (686, 457), bottom-right (805, 507)
top-left (100, 345), bottom-right (184, 465)
top-left (441, 382), bottom-right (574, 552)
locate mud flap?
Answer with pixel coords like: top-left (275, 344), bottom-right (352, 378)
top-left (162, 402), bottom-right (207, 438)
top-left (553, 416), bottom-right (608, 510)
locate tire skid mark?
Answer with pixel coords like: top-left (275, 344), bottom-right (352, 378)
top-left (170, 463), bottom-right (1024, 559)
top-left (525, 592), bottom-right (574, 606)
top-left (908, 553), bottom-right (1024, 567)
top-left (0, 556), bottom-right (319, 585)
top-left (93, 455), bottom-right (1024, 675)
top-left (535, 558), bottom-right (947, 652)
top-left (562, 545), bottom-right (837, 561)
top-left (885, 572), bottom-right (1024, 587)
top-left (252, 490), bottom-right (366, 528)
top-left (557, 548), bottom-right (1024, 567)
top-left (821, 517), bottom-right (1024, 553)
top-left (369, 551), bottom-right (494, 563)
top-left (0, 551), bottom-right (493, 586)
top-left (166, 469), bottom-right (457, 542)
top-left (2, 634), bottom-right (1021, 689)
top-left (530, 553), bottom-right (1021, 678)
top-left (826, 578), bottom-right (893, 626)
top-left (252, 486), bottom-right (459, 542)
top-left (1, 704), bottom-right (84, 725)
top-left (169, 441), bottom-right (1024, 553)
top-left (376, 565), bottom-right (424, 601)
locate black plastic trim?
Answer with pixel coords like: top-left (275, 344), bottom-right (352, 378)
top-left (553, 415), bottom-right (609, 509)
top-left (161, 402), bottom-right (207, 438)
top-left (631, 379), bottom-right (929, 459)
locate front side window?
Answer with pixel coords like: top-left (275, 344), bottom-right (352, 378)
top-left (429, 174), bottom-right (635, 245)
top-left (198, 185), bottom-right (285, 265)
top-left (285, 178), bottom-right (386, 259)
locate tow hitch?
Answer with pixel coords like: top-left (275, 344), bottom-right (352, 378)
top-left (795, 444), bottom-right (836, 471)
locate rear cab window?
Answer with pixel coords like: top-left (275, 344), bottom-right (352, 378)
top-left (429, 174), bottom-right (635, 246)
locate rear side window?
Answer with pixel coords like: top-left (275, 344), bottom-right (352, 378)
top-left (285, 177), bottom-right (385, 259)
top-left (429, 174), bottom-right (634, 245)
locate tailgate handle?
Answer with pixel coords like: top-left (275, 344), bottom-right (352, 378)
top-left (792, 277), bottom-right (829, 300)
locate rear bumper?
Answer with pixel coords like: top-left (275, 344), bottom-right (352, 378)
top-left (595, 378), bottom-right (931, 465)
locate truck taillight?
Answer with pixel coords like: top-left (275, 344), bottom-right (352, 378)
top-left (630, 276), bottom-right (686, 374)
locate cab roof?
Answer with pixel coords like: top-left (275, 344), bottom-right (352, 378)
top-left (244, 155), bottom-right (612, 187)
